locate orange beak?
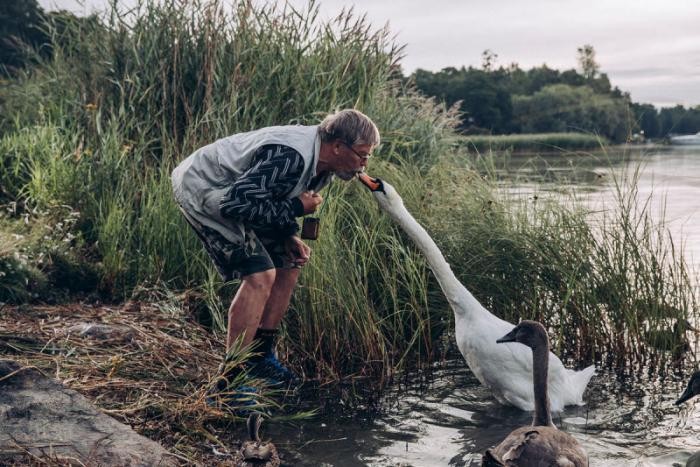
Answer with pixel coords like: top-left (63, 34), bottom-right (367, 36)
top-left (357, 172), bottom-right (381, 191)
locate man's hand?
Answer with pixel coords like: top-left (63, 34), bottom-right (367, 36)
top-left (285, 236), bottom-right (311, 266)
top-left (298, 191), bottom-right (323, 215)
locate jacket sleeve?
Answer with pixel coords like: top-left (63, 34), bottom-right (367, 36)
top-left (219, 144), bottom-right (306, 237)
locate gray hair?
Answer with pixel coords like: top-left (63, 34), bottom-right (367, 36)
top-left (318, 109), bottom-right (380, 147)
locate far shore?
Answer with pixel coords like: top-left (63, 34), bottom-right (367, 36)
top-left (460, 132), bottom-right (677, 152)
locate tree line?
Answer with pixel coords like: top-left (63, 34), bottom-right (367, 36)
top-left (3, 3), bottom-right (699, 144)
top-left (408, 48), bottom-right (700, 143)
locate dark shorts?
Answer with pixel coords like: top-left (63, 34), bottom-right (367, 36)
top-left (180, 209), bottom-right (297, 281)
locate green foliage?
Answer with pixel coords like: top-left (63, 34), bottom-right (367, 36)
top-left (0, 232), bottom-right (39, 303)
top-left (512, 84), bottom-right (632, 142)
top-left (413, 67), bottom-right (513, 133)
top-left (659, 105), bottom-right (700, 136)
top-left (0, 207), bottom-right (97, 303)
top-left (631, 102), bottom-right (661, 138)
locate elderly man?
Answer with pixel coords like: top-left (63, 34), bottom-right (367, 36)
top-left (172, 109), bottom-right (379, 401)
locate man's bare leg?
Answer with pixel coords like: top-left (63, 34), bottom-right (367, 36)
top-left (244, 267), bottom-right (302, 384)
top-left (259, 267), bottom-right (301, 329)
top-left (226, 269), bottom-right (276, 350)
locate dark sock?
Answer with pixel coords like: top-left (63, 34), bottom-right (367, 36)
top-left (251, 328), bottom-right (278, 361)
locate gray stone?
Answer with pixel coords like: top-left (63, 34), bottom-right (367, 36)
top-left (0, 360), bottom-right (176, 466)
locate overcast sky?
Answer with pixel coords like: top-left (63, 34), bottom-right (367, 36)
top-left (37, 0), bottom-right (700, 108)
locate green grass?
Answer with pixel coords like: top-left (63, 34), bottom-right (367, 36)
top-left (462, 132), bottom-right (607, 152)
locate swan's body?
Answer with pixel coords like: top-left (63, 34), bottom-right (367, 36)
top-left (358, 174), bottom-right (595, 411)
top-left (483, 321), bottom-right (588, 466)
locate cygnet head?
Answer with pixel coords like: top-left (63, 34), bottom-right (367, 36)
top-left (676, 370), bottom-right (700, 405)
top-left (357, 172), bottom-right (404, 212)
top-left (496, 320), bottom-right (549, 351)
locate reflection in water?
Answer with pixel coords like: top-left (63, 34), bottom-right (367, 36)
top-left (265, 145), bottom-right (700, 466)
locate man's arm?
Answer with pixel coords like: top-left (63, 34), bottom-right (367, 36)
top-left (219, 144), bottom-right (306, 236)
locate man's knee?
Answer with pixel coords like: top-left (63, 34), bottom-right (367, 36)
top-left (276, 267), bottom-right (301, 284)
top-left (242, 268), bottom-right (277, 293)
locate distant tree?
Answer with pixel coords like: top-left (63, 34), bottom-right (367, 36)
top-left (481, 49), bottom-right (498, 72)
top-left (589, 72), bottom-right (612, 94)
top-left (512, 84), bottom-right (631, 142)
top-left (523, 65), bottom-right (561, 94)
top-left (577, 44), bottom-right (599, 80)
top-left (660, 105), bottom-right (700, 135)
top-left (630, 103), bottom-right (660, 138)
top-left (560, 69), bottom-right (586, 87)
top-left (413, 66), bottom-right (512, 133)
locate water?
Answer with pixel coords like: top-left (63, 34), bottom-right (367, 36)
top-left (500, 145), bottom-right (700, 279)
top-left (269, 361), bottom-right (698, 466)
top-left (269, 145), bottom-right (700, 466)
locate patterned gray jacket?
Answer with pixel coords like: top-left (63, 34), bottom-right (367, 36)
top-left (172, 125), bottom-right (332, 243)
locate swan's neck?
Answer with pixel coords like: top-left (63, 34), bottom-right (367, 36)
top-left (385, 201), bottom-right (480, 315)
top-left (532, 345), bottom-right (553, 427)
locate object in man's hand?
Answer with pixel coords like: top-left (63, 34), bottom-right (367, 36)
top-left (301, 217), bottom-right (320, 240)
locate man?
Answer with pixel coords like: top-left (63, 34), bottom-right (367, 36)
top-left (171, 109), bottom-right (379, 398)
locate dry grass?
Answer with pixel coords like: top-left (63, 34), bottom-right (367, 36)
top-left (0, 295), bottom-right (297, 465)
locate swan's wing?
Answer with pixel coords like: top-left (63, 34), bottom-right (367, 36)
top-left (457, 316), bottom-right (536, 409)
top-left (461, 313), bottom-right (593, 410)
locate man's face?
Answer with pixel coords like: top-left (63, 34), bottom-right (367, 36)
top-left (334, 141), bottom-right (373, 180)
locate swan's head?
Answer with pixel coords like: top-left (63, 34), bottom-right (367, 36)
top-left (496, 320), bottom-right (549, 351)
top-left (357, 172), bottom-right (404, 211)
top-left (675, 369), bottom-right (700, 405)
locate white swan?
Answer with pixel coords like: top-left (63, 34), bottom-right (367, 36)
top-left (357, 173), bottom-right (595, 411)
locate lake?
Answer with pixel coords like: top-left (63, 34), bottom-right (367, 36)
top-left (501, 144), bottom-right (700, 280)
top-left (268, 144), bottom-right (700, 466)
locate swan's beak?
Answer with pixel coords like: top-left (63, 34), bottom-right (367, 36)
top-left (357, 172), bottom-right (382, 192)
top-left (496, 328), bottom-right (518, 344)
top-left (675, 385), bottom-right (694, 405)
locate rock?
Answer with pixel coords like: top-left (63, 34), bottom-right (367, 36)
top-left (0, 360), bottom-right (176, 466)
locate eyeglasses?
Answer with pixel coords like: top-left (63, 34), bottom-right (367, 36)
top-left (340, 140), bottom-right (372, 161)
